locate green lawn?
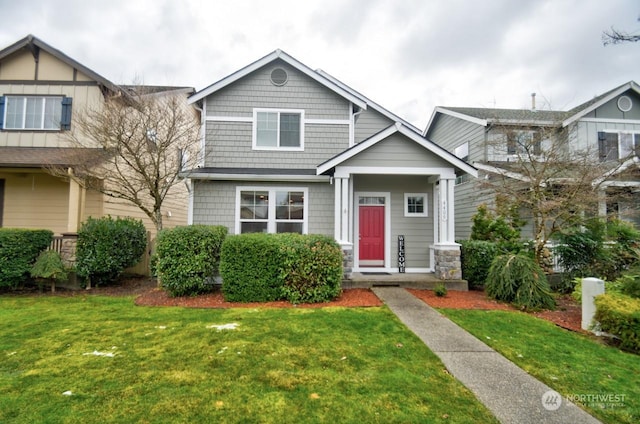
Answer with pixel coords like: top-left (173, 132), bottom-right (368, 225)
top-left (440, 309), bottom-right (639, 424)
top-left (0, 295), bottom-right (497, 424)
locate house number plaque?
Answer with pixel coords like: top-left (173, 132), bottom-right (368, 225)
top-left (398, 235), bottom-right (406, 273)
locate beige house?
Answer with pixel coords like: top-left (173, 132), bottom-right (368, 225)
top-left (0, 35), bottom-right (190, 258)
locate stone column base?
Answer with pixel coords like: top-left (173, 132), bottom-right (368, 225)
top-left (431, 243), bottom-right (462, 280)
top-left (340, 242), bottom-right (353, 280)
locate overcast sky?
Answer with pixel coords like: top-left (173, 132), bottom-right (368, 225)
top-left (0, 0), bottom-right (638, 128)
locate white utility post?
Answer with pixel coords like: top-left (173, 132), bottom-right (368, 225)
top-left (581, 277), bottom-right (605, 331)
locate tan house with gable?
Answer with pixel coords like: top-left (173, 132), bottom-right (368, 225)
top-left (0, 35), bottom-right (190, 259)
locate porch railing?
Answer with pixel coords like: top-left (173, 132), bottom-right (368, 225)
top-left (49, 236), bottom-right (64, 254)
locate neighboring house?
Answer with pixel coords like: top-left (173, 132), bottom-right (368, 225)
top-left (183, 50), bottom-right (477, 279)
top-left (0, 35), bottom-right (190, 251)
top-left (425, 81), bottom-right (640, 240)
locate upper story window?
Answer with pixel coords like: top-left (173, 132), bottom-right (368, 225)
top-left (598, 131), bottom-right (640, 161)
top-left (0, 96), bottom-right (73, 131)
top-left (253, 108), bottom-right (304, 151)
top-left (506, 130), bottom-right (542, 156)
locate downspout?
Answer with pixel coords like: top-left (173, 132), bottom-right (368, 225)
top-left (193, 101), bottom-right (205, 168)
top-left (350, 105), bottom-right (364, 147)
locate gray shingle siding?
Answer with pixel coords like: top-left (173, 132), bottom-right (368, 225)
top-left (192, 180), bottom-right (334, 236)
top-left (205, 61), bottom-right (350, 120)
top-left (427, 113), bottom-right (485, 162)
top-left (354, 109), bottom-right (393, 143)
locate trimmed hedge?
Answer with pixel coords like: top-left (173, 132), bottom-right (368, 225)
top-left (220, 233), bottom-right (343, 303)
top-left (595, 293), bottom-right (640, 353)
top-left (76, 216), bottom-right (147, 286)
top-left (156, 225), bottom-right (227, 297)
top-left (279, 234), bottom-right (343, 304)
top-left (459, 240), bottom-right (500, 289)
top-left (0, 228), bottom-right (53, 288)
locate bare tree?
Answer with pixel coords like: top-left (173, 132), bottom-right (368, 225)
top-left (479, 118), bottom-right (630, 266)
top-left (603, 17), bottom-right (640, 45)
top-left (55, 87), bottom-right (201, 232)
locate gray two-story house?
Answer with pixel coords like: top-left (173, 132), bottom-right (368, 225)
top-left (425, 81), bottom-right (640, 241)
top-left (184, 50), bottom-right (477, 280)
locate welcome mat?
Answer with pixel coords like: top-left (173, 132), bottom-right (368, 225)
top-left (361, 272), bottom-right (391, 275)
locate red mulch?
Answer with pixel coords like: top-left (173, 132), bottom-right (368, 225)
top-left (15, 277), bottom-right (583, 333)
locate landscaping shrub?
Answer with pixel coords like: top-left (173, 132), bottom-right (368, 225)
top-left (30, 250), bottom-right (68, 284)
top-left (155, 225), bottom-right (227, 297)
top-left (220, 233), bottom-right (285, 302)
top-left (485, 253), bottom-right (556, 310)
top-left (76, 216), bottom-right (147, 286)
top-left (220, 233), bottom-right (343, 303)
top-left (279, 234), bottom-right (342, 304)
top-left (434, 283), bottom-right (447, 297)
top-left (594, 292), bottom-right (640, 353)
top-left (459, 240), bottom-right (499, 288)
top-left (0, 228), bottom-right (53, 289)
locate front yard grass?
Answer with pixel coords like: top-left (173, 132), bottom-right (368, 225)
top-left (440, 309), bottom-right (639, 424)
top-left (0, 295), bottom-right (497, 423)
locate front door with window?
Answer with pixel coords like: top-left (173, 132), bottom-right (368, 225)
top-left (359, 204), bottom-right (385, 267)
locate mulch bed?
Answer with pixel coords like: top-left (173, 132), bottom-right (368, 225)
top-left (11, 276), bottom-right (584, 333)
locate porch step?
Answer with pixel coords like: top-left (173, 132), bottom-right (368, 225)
top-left (343, 273), bottom-right (468, 291)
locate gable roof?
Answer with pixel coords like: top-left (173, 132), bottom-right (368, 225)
top-left (425, 81), bottom-right (640, 135)
top-left (317, 122), bottom-right (477, 177)
top-left (0, 34), bottom-right (121, 94)
top-left (314, 69), bottom-right (421, 133)
top-left (562, 80), bottom-right (640, 126)
top-left (188, 49), bottom-right (367, 109)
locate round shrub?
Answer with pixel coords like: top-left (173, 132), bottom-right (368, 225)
top-left (156, 225), bottom-right (227, 297)
top-left (486, 253), bottom-right (556, 310)
top-left (0, 228), bottom-right (53, 289)
top-left (76, 216), bottom-right (147, 286)
top-left (279, 234), bottom-right (343, 304)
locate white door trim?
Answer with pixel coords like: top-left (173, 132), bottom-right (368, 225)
top-left (354, 191), bottom-right (391, 271)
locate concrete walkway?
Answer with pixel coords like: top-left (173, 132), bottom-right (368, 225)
top-left (372, 287), bottom-right (601, 424)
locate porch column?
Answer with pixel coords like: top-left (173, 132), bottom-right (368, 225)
top-left (333, 175), bottom-right (353, 279)
top-left (67, 169), bottom-right (85, 233)
top-left (432, 177), bottom-right (462, 280)
top-left (597, 189), bottom-right (607, 217)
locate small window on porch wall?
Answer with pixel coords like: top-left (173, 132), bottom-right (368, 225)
top-left (404, 193), bottom-right (428, 217)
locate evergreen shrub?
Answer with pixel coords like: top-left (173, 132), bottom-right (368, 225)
top-left (0, 228), bottom-right (53, 288)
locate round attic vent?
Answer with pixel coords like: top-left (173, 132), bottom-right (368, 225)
top-left (270, 68), bottom-right (288, 86)
top-left (617, 95), bottom-right (633, 112)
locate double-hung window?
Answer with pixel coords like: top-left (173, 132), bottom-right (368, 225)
top-left (598, 131), bottom-right (640, 161)
top-left (0, 96), bottom-right (72, 130)
top-left (237, 187), bottom-right (307, 234)
top-left (253, 109), bottom-right (304, 150)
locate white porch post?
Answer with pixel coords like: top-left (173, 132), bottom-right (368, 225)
top-left (432, 176), bottom-right (462, 280)
top-left (334, 173), bottom-right (353, 279)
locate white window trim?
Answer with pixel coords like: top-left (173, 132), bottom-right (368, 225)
top-left (252, 108), bottom-right (305, 151)
top-left (404, 193), bottom-right (429, 217)
top-left (235, 186), bottom-right (309, 234)
top-left (602, 129), bottom-right (640, 159)
top-left (4, 95), bottom-right (64, 130)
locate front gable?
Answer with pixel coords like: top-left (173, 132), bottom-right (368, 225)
top-left (582, 89), bottom-right (640, 121)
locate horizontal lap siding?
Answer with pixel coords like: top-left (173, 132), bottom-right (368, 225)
top-left (427, 114), bottom-right (485, 162)
top-left (192, 180), bottom-right (334, 236)
top-left (355, 175), bottom-right (433, 268)
top-left (343, 134), bottom-right (452, 168)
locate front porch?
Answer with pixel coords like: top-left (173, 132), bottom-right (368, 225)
top-left (343, 272), bottom-right (468, 291)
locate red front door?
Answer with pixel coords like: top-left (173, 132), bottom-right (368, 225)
top-left (359, 205), bottom-right (384, 266)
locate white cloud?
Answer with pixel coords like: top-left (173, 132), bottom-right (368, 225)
top-left (1, 0), bottom-right (638, 129)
